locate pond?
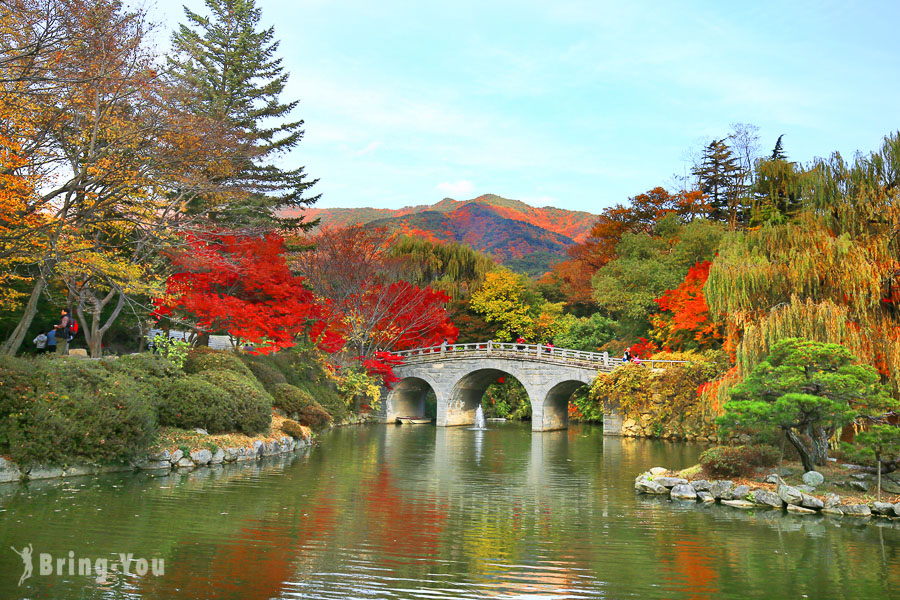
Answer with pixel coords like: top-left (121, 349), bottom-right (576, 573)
top-left (0, 423), bottom-right (898, 599)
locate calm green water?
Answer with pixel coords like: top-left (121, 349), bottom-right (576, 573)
top-left (0, 423), bottom-right (898, 599)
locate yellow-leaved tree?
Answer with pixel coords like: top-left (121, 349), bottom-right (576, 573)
top-left (469, 268), bottom-right (564, 343)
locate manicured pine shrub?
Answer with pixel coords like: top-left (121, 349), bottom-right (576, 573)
top-left (0, 355), bottom-right (43, 449)
top-left (2, 358), bottom-right (157, 465)
top-left (183, 349), bottom-right (255, 380)
top-left (158, 375), bottom-right (237, 433)
top-left (104, 353), bottom-right (181, 382)
top-left (245, 361), bottom-right (287, 392)
top-left (298, 404), bottom-right (333, 430)
top-left (271, 383), bottom-right (333, 429)
top-left (699, 445), bottom-right (780, 477)
top-left (195, 369), bottom-right (272, 434)
top-left (306, 382), bottom-right (349, 421)
top-left (271, 383), bottom-right (315, 414)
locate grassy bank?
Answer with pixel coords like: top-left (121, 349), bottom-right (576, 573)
top-left (0, 348), bottom-right (350, 469)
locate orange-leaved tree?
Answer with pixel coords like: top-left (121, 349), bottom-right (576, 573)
top-left (545, 187), bottom-right (709, 314)
top-left (650, 260), bottom-right (723, 351)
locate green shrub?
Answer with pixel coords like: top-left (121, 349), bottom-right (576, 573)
top-left (105, 353), bottom-right (181, 382)
top-left (298, 404), bottom-right (332, 430)
top-left (265, 350), bottom-right (329, 386)
top-left (280, 418), bottom-right (309, 440)
top-left (248, 350), bottom-right (349, 420)
top-left (307, 382), bottom-right (349, 421)
top-left (184, 350), bottom-right (255, 380)
top-left (246, 361), bottom-right (287, 392)
top-left (271, 383), bottom-right (315, 414)
top-left (196, 369), bottom-right (272, 434)
top-left (0, 355), bottom-right (41, 448)
top-left (3, 358), bottom-right (157, 465)
top-left (150, 335), bottom-right (191, 368)
top-left (699, 445), bottom-right (780, 477)
top-left (158, 376), bottom-right (236, 433)
top-left (185, 345), bottom-right (218, 357)
top-left (271, 383), bottom-right (333, 429)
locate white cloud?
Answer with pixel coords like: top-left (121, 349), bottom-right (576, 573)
top-left (436, 180), bottom-right (475, 197)
top-left (353, 141), bottom-right (381, 156)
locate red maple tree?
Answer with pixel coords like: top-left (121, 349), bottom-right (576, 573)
top-left (649, 260), bottom-right (722, 351)
top-left (154, 233), bottom-right (343, 355)
top-left (630, 337), bottom-right (658, 358)
top-left (291, 225), bottom-right (458, 363)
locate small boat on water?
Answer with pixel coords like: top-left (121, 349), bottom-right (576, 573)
top-left (397, 417), bottom-right (433, 424)
top-left (486, 417), bottom-right (507, 422)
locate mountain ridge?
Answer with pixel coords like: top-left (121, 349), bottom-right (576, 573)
top-left (287, 195), bottom-right (598, 276)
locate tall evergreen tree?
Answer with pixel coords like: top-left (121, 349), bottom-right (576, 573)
top-left (771, 134), bottom-right (787, 160)
top-left (691, 139), bottom-right (743, 225)
top-left (168, 0), bottom-right (318, 231)
top-left (752, 135), bottom-right (800, 221)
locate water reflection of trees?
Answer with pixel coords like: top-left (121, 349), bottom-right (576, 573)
top-left (0, 427), bottom-right (898, 599)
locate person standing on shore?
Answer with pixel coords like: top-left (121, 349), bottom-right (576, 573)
top-left (45, 325), bottom-right (57, 354)
top-left (32, 330), bottom-right (48, 354)
top-left (55, 309), bottom-right (72, 355)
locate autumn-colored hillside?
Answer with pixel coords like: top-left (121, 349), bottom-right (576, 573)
top-left (285, 194), bottom-right (597, 276)
top-left (293, 194), bottom-right (596, 242)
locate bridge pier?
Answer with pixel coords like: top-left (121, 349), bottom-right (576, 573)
top-left (602, 400), bottom-right (624, 436)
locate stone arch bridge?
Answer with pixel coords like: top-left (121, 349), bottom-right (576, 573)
top-left (375, 342), bottom-right (683, 432)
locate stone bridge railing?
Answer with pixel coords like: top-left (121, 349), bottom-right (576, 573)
top-left (393, 341), bottom-right (688, 373)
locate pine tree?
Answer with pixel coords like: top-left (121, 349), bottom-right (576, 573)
top-left (753, 135), bottom-right (803, 223)
top-left (691, 139), bottom-right (744, 225)
top-left (771, 134), bottom-right (787, 160)
top-left (168, 0), bottom-right (318, 231)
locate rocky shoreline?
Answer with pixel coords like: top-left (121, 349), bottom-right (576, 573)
top-left (0, 414), bottom-right (370, 486)
top-left (635, 467), bottom-right (900, 522)
top-left (0, 435), bottom-right (309, 484)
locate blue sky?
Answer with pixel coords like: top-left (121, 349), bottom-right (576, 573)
top-left (147, 0), bottom-right (900, 214)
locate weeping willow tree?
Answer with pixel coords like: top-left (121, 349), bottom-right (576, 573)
top-left (751, 156), bottom-right (805, 222)
top-left (390, 236), bottom-right (496, 300)
top-left (704, 132), bottom-right (900, 406)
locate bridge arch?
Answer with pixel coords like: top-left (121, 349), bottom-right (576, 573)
top-left (442, 367), bottom-right (529, 427)
top-left (382, 342), bottom-right (684, 431)
top-left (386, 355), bottom-right (601, 431)
top-left (538, 379), bottom-right (591, 431)
top-left (384, 375), bottom-right (441, 422)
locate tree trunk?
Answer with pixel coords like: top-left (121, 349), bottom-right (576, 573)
top-left (93, 291), bottom-right (125, 359)
top-left (786, 429), bottom-right (815, 473)
top-left (777, 428), bottom-right (786, 481)
top-left (77, 288), bottom-right (125, 358)
top-left (88, 310), bottom-right (102, 358)
top-left (811, 426), bottom-right (830, 466)
top-left (1, 277), bottom-right (46, 356)
top-left (876, 451), bottom-right (882, 502)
